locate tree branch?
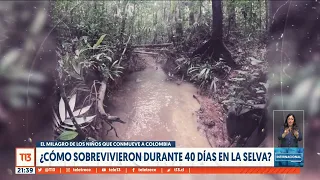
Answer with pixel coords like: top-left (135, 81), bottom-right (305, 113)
top-left (97, 80), bottom-right (125, 137)
top-left (56, 78), bottom-right (87, 139)
top-left (119, 35), bottom-right (131, 64)
top-left (132, 43), bottom-right (173, 48)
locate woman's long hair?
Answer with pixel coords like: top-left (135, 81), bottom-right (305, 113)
top-left (284, 113), bottom-right (298, 130)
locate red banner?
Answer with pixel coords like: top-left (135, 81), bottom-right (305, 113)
top-left (35, 167), bottom-right (300, 174)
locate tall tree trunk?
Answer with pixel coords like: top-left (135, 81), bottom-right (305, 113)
top-left (244, 3), bottom-right (247, 33)
top-left (130, 3), bottom-right (136, 35)
top-left (176, 2), bottom-right (183, 39)
top-left (139, 7), bottom-right (142, 44)
top-left (259, 0), bottom-right (262, 30)
top-left (168, 0), bottom-right (176, 45)
top-left (189, 1), bottom-right (195, 26)
top-left (250, 2), bottom-right (253, 29)
top-left (198, 0), bottom-right (202, 22)
top-left (192, 0), bottom-right (237, 68)
top-left (174, 1), bottom-right (178, 23)
top-left (265, 0), bottom-right (268, 30)
top-left (227, 0), bottom-right (236, 35)
top-left (153, 11), bottom-right (158, 44)
top-left (163, 1), bottom-right (166, 22)
top-left (119, 0), bottom-right (128, 44)
top-left (212, 0), bottom-right (223, 39)
top-left (113, 4), bottom-right (118, 31)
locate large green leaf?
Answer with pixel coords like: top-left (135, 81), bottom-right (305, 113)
top-left (58, 131), bottom-right (78, 141)
top-left (93, 34), bottom-right (106, 49)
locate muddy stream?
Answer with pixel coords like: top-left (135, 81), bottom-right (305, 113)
top-left (5, 55), bottom-right (306, 180)
top-left (106, 54), bottom-right (209, 147)
top-left (100, 54), bottom-right (297, 180)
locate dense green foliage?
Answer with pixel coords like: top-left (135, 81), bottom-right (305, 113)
top-left (51, 0), bottom-right (270, 140)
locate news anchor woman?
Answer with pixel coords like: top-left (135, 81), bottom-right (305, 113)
top-left (278, 114), bottom-right (303, 147)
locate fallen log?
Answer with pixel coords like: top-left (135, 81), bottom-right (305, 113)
top-left (132, 43), bottom-right (173, 48)
top-left (132, 51), bottom-right (158, 55)
top-left (135, 48), bottom-right (170, 52)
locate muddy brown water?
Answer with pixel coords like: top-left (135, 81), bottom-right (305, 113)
top-left (106, 55), bottom-right (210, 147)
top-left (1, 55), bottom-right (314, 180)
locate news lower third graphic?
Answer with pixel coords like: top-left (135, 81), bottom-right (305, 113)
top-left (274, 148), bottom-right (304, 167)
top-left (14, 141), bottom-right (303, 175)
